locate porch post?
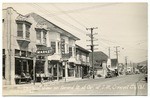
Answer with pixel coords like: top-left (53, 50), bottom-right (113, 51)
top-left (26, 60), bottom-right (29, 73)
top-left (57, 62), bottom-right (59, 81)
top-left (44, 56), bottom-right (48, 76)
top-left (74, 63), bottom-right (76, 77)
top-left (51, 65), bottom-right (54, 75)
top-left (65, 62), bottom-right (68, 81)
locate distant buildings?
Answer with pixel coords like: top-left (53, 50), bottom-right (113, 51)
top-left (76, 45), bottom-right (90, 78)
top-left (89, 51), bottom-right (124, 77)
top-left (137, 60), bottom-right (147, 73)
top-left (89, 51), bottom-right (108, 77)
top-left (2, 7), bottom-right (90, 85)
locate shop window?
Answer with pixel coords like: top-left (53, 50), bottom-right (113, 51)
top-left (15, 49), bottom-right (20, 56)
top-left (17, 23), bottom-right (23, 37)
top-left (26, 24), bottom-right (30, 39)
top-left (21, 51), bottom-right (26, 57)
top-left (27, 51), bottom-right (31, 57)
top-left (15, 59), bottom-right (21, 75)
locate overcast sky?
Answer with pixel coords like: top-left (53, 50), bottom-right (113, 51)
top-left (3, 3), bottom-right (148, 63)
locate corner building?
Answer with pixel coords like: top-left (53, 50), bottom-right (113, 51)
top-left (2, 7), bottom-right (83, 85)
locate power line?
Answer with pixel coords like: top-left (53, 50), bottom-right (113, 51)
top-left (99, 37), bottom-right (147, 51)
top-left (48, 3), bottom-right (120, 15)
top-left (29, 3), bottom-right (88, 35)
top-left (33, 3), bottom-right (87, 33)
top-left (50, 4), bottom-right (87, 28)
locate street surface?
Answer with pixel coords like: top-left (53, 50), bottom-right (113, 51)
top-left (3, 74), bottom-right (147, 96)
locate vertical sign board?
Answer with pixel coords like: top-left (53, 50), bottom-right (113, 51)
top-left (61, 38), bottom-right (65, 55)
top-left (61, 38), bottom-right (70, 59)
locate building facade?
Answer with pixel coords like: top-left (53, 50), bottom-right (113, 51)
top-left (75, 45), bottom-right (90, 78)
top-left (89, 51), bottom-right (108, 77)
top-left (2, 7), bottom-right (82, 85)
top-left (3, 7), bottom-right (36, 85)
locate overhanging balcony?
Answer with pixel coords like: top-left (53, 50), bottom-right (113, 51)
top-left (17, 37), bottom-right (30, 48)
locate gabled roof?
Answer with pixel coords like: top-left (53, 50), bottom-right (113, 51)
top-left (89, 51), bottom-right (108, 66)
top-left (27, 12), bottom-right (80, 40)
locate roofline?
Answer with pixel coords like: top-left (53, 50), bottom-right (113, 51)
top-left (76, 44), bottom-right (91, 53)
top-left (3, 7), bottom-right (24, 16)
top-left (27, 12), bottom-right (80, 41)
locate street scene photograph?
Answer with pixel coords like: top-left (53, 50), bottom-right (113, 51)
top-left (2, 2), bottom-right (148, 96)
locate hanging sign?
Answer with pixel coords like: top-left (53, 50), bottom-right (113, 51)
top-left (36, 47), bottom-right (54, 56)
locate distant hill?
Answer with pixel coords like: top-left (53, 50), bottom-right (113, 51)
top-left (138, 60), bottom-right (147, 65)
top-left (137, 60), bottom-right (147, 67)
top-left (89, 51), bottom-right (108, 66)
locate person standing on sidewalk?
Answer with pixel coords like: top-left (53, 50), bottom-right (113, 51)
top-left (39, 71), bottom-right (44, 84)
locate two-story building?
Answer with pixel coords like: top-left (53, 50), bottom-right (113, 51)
top-left (75, 45), bottom-right (90, 78)
top-left (3, 7), bottom-right (37, 85)
top-left (2, 7), bottom-right (80, 85)
top-left (28, 13), bottom-right (80, 81)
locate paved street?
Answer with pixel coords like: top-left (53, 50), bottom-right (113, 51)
top-left (3, 74), bottom-right (147, 96)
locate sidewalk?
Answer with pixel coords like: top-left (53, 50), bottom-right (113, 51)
top-left (3, 77), bottom-right (86, 90)
top-left (3, 77), bottom-right (89, 96)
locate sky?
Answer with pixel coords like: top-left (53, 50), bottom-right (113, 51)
top-left (2, 3), bottom-right (148, 63)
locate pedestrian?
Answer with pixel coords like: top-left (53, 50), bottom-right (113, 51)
top-left (39, 71), bottom-right (44, 84)
top-left (115, 69), bottom-right (118, 77)
top-left (49, 73), bottom-right (53, 82)
top-left (26, 72), bottom-right (31, 83)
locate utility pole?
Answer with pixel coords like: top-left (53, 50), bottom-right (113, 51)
top-left (86, 27), bottom-right (98, 79)
top-left (125, 56), bottom-right (128, 73)
top-left (108, 47), bottom-right (110, 58)
top-left (114, 46), bottom-right (120, 69)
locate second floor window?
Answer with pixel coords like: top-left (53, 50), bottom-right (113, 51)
top-left (69, 47), bottom-right (72, 57)
top-left (17, 23), bottom-right (23, 37)
top-left (58, 42), bottom-right (60, 53)
top-left (26, 25), bottom-right (30, 39)
top-left (66, 44), bottom-right (69, 53)
top-left (43, 31), bottom-right (46, 44)
top-left (36, 30), bottom-right (41, 40)
top-left (51, 41), bottom-right (56, 53)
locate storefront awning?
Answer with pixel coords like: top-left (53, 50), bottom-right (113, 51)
top-left (48, 54), bottom-right (61, 61)
top-left (76, 60), bottom-right (81, 65)
top-left (68, 57), bottom-right (76, 63)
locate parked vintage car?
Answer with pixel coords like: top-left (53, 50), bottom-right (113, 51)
top-left (105, 70), bottom-right (118, 78)
top-left (15, 74), bottom-right (31, 84)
